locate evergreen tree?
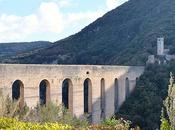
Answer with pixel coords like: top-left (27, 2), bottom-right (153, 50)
top-left (161, 72), bottom-right (175, 130)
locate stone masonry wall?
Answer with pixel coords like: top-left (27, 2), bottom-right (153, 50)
top-left (0, 64), bottom-right (144, 123)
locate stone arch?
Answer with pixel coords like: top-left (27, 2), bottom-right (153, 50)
top-left (62, 78), bottom-right (73, 114)
top-left (39, 79), bottom-right (50, 105)
top-left (84, 78), bottom-right (92, 114)
top-left (12, 80), bottom-right (24, 108)
top-left (125, 77), bottom-right (129, 99)
top-left (100, 78), bottom-right (105, 119)
top-left (114, 78), bottom-right (119, 112)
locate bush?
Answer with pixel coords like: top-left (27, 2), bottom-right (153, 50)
top-left (0, 117), bottom-right (133, 130)
top-left (0, 90), bottom-right (89, 128)
top-left (24, 102), bottom-right (63, 123)
top-left (23, 102), bottom-right (89, 128)
top-left (0, 117), bottom-right (72, 130)
top-left (101, 117), bottom-right (131, 130)
top-left (0, 88), bottom-right (131, 129)
top-left (160, 117), bottom-right (172, 130)
top-left (0, 90), bottom-right (28, 119)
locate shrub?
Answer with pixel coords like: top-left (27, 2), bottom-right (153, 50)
top-left (0, 117), bottom-right (133, 130)
top-left (160, 117), bottom-right (172, 130)
top-left (0, 89), bottom-right (30, 121)
top-left (101, 117), bottom-right (131, 130)
top-left (23, 102), bottom-right (89, 128)
top-left (0, 89), bottom-right (131, 129)
top-left (0, 117), bottom-right (72, 130)
top-left (160, 73), bottom-right (175, 130)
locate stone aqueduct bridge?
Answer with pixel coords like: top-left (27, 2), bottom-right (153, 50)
top-left (0, 64), bottom-right (144, 123)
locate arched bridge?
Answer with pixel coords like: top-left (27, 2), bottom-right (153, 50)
top-left (0, 64), bottom-right (144, 123)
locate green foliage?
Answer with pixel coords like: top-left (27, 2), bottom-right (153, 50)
top-left (117, 63), bottom-right (175, 130)
top-left (37, 102), bottom-right (62, 123)
top-left (0, 90), bottom-right (88, 128)
top-left (160, 72), bottom-right (175, 130)
top-left (102, 117), bottom-right (131, 128)
top-left (160, 109), bottom-right (172, 130)
top-left (0, 117), bottom-right (72, 130)
top-left (0, 41), bottom-right (52, 63)
top-left (0, 90), bottom-right (131, 129)
top-left (0, 117), bottom-right (133, 130)
top-left (23, 102), bottom-right (89, 128)
top-left (160, 118), bottom-right (172, 130)
top-left (102, 118), bottom-right (120, 127)
top-left (0, 90), bottom-right (27, 118)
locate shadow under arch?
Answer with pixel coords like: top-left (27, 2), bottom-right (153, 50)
top-left (39, 79), bottom-right (50, 105)
top-left (62, 78), bottom-right (73, 114)
top-left (125, 77), bottom-right (129, 99)
top-left (100, 78), bottom-right (105, 119)
top-left (114, 78), bottom-right (119, 113)
top-left (12, 80), bottom-right (24, 108)
top-left (84, 78), bottom-right (92, 115)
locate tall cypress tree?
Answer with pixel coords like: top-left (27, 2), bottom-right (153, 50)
top-left (161, 72), bottom-right (175, 130)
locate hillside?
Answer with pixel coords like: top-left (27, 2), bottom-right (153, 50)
top-left (6, 0), bottom-right (175, 65)
top-left (117, 64), bottom-right (171, 130)
top-left (114, 61), bottom-right (175, 130)
top-left (0, 41), bottom-right (52, 62)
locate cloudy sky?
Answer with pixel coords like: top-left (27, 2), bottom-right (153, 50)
top-left (0, 0), bottom-right (128, 43)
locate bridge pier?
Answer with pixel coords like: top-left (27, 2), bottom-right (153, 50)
top-left (72, 79), bottom-right (84, 117)
top-left (104, 78), bottom-right (115, 119)
top-left (118, 77), bottom-right (127, 107)
top-left (91, 78), bottom-right (101, 124)
top-left (24, 86), bottom-right (39, 107)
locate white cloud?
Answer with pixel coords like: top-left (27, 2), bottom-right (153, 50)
top-left (22, 15), bottom-right (39, 34)
top-left (106, 0), bottom-right (128, 10)
top-left (0, 2), bottom-right (64, 42)
top-left (0, 0), bottom-right (131, 42)
top-left (0, 14), bottom-right (24, 41)
top-left (0, 1), bottom-right (105, 42)
top-left (38, 2), bottom-right (64, 33)
top-left (57, 0), bottom-right (73, 8)
top-left (46, 0), bottom-right (75, 8)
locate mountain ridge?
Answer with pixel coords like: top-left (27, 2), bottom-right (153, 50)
top-left (0, 41), bottom-right (52, 62)
top-left (3, 0), bottom-right (175, 65)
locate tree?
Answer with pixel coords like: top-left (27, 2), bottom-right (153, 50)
top-left (161, 72), bottom-right (175, 130)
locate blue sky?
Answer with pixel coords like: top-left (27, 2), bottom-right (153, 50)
top-left (0, 0), bottom-right (128, 43)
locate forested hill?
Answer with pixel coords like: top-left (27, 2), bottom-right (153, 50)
top-left (5, 0), bottom-right (175, 65)
top-left (0, 41), bottom-right (52, 62)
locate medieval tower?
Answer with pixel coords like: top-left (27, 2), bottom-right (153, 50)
top-left (157, 37), bottom-right (164, 56)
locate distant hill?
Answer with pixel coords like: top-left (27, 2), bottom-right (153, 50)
top-left (5, 0), bottom-right (175, 65)
top-left (0, 41), bottom-right (52, 62)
